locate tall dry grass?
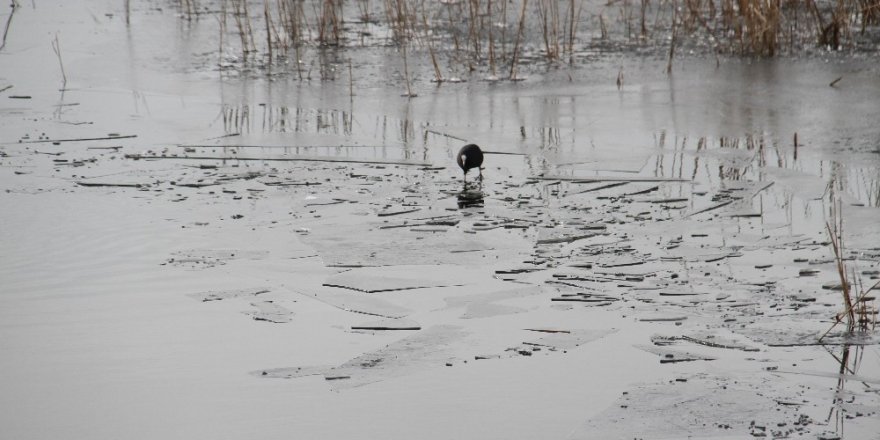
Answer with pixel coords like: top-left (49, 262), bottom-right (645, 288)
top-left (202, 0), bottom-right (880, 80)
top-left (675, 0), bottom-right (880, 55)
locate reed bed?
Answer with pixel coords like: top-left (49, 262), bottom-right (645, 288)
top-left (184, 0), bottom-right (879, 81)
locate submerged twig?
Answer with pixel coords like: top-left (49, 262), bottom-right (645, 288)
top-left (76, 181), bottom-right (144, 188)
top-left (535, 175), bottom-right (690, 183)
top-left (21, 134), bottom-right (137, 144)
top-left (125, 153), bottom-right (432, 167)
top-left (685, 200), bottom-right (733, 217)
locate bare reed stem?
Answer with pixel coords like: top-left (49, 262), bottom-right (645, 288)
top-left (488, 0), bottom-right (497, 76)
top-left (500, 0), bottom-right (508, 60)
top-left (348, 58), bottom-right (354, 99)
top-left (568, 0), bottom-right (578, 63)
top-left (217, 2), bottom-right (227, 65)
top-left (0, 1), bottom-right (18, 52)
top-left (51, 33), bottom-right (67, 89)
top-left (827, 191), bottom-right (857, 330)
top-left (264, 0), bottom-right (273, 64)
top-left (401, 42), bottom-right (415, 97)
top-left (666, 0), bottom-right (677, 74)
top-left (421, 3), bottom-right (444, 82)
top-left (509, 0), bottom-right (528, 80)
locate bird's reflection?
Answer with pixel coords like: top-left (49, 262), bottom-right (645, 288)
top-left (457, 183), bottom-right (484, 209)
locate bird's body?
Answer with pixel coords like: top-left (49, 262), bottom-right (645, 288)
top-left (457, 143), bottom-right (484, 183)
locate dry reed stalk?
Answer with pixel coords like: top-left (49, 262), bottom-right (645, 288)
top-left (305, 60), bottom-right (314, 80)
top-left (651, 0), bottom-right (665, 38)
top-left (316, 0), bottom-right (342, 46)
top-left (357, 0), bottom-right (372, 22)
top-left (768, 0), bottom-right (781, 55)
top-left (537, 0), bottom-right (550, 58)
top-left (742, 0), bottom-right (780, 55)
top-left (567, 0), bottom-right (575, 52)
top-left (51, 33), bottom-right (67, 89)
top-left (382, 0), bottom-right (394, 37)
top-left (819, 278), bottom-right (880, 340)
top-left (406, 0), bottom-right (426, 48)
top-left (467, 0), bottom-right (481, 60)
top-left (500, 0), bottom-right (508, 60)
top-left (313, 2), bottom-right (325, 44)
top-left (180, 0), bottom-right (195, 20)
top-left (862, 0), bottom-right (880, 31)
top-left (805, 0), bottom-right (825, 41)
top-left (828, 200), bottom-right (856, 329)
top-left (284, 0), bottom-right (310, 43)
top-left (348, 58), bottom-right (354, 99)
top-left (264, 0), bottom-right (273, 64)
top-left (686, 0), bottom-right (875, 55)
top-left (265, 2), bottom-right (287, 52)
top-left (509, 0), bottom-right (528, 80)
top-left (231, 0), bottom-right (257, 61)
top-left (852, 278), bottom-right (879, 330)
top-left (278, 0), bottom-right (305, 78)
top-left (821, 13), bottom-right (840, 48)
top-left (385, 0), bottom-right (414, 44)
top-left (277, 0), bottom-right (289, 40)
top-left (816, 190), bottom-right (870, 342)
top-left (243, 0), bottom-right (257, 53)
top-left (683, 0), bottom-right (722, 63)
top-left (487, 0), bottom-right (497, 75)
top-left (1, 1), bottom-right (18, 52)
top-left (334, 0), bottom-right (344, 42)
top-left (231, 0), bottom-right (246, 60)
top-left (537, 0), bottom-right (561, 60)
top-left (421, 3), bottom-right (444, 82)
top-left (445, 3), bottom-right (463, 67)
top-left (391, 0), bottom-right (407, 44)
top-left (666, 0), bottom-right (677, 74)
top-left (567, 0), bottom-right (582, 63)
top-left (217, 1), bottom-right (228, 64)
top-left (401, 43), bottom-right (416, 97)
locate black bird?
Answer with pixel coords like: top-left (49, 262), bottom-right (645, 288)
top-left (457, 143), bottom-right (484, 183)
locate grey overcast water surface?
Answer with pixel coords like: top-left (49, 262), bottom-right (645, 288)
top-left (1, 2), bottom-right (879, 439)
